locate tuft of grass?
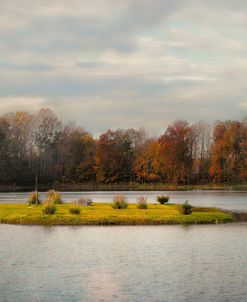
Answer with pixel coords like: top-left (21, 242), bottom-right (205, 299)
top-left (69, 201), bottom-right (81, 215)
top-left (111, 194), bottom-right (128, 209)
top-left (46, 190), bottom-right (62, 204)
top-left (28, 191), bottom-right (42, 205)
top-left (136, 196), bottom-right (148, 209)
top-left (42, 199), bottom-right (57, 215)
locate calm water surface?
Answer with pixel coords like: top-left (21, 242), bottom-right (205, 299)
top-left (1, 191), bottom-right (247, 301)
top-left (1, 190), bottom-right (247, 210)
top-left (0, 224), bottom-right (247, 302)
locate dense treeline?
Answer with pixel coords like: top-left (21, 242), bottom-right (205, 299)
top-left (0, 108), bottom-right (247, 186)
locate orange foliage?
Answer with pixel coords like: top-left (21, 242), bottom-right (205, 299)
top-left (159, 120), bottom-right (194, 184)
top-left (209, 121), bottom-right (247, 182)
top-left (134, 140), bottom-right (164, 182)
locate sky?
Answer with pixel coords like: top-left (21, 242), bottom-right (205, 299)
top-left (1, 0), bottom-right (247, 135)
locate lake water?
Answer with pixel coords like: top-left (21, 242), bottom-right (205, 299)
top-left (1, 191), bottom-right (247, 301)
top-left (1, 190), bottom-right (247, 211)
top-left (0, 223), bottom-right (247, 302)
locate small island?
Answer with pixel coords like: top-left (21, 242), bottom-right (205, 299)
top-left (0, 203), bottom-right (233, 226)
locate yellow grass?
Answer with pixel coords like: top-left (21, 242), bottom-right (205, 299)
top-left (0, 203), bottom-right (234, 225)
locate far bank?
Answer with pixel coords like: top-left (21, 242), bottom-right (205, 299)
top-left (1, 182), bottom-right (247, 192)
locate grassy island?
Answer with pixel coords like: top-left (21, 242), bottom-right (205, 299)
top-left (0, 203), bottom-right (233, 226)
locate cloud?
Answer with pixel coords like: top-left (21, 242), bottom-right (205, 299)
top-left (0, 0), bottom-right (247, 135)
top-left (0, 97), bottom-right (47, 113)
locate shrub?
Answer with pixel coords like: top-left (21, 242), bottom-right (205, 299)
top-left (69, 201), bottom-right (81, 214)
top-left (136, 196), bottom-right (148, 209)
top-left (46, 190), bottom-right (62, 204)
top-left (156, 195), bottom-right (170, 204)
top-left (180, 200), bottom-right (192, 215)
top-left (42, 198), bottom-right (57, 215)
top-left (28, 191), bottom-right (41, 204)
top-left (77, 197), bottom-right (93, 206)
top-left (111, 194), bottom-right (128, 209)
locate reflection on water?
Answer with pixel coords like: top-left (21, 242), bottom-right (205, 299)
top-left (1, 190), bottom-right (247, 210)
top-left (0, 224), bottom-right (247, 302)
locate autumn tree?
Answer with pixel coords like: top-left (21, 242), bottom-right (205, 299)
top-left (0, 116), bottom-right (10, 183)
top-left (95, 129), bottom-right (136, 182)
top-left (190, 121), bottom-right (212, 182)
top-left (0, 108), bottom-right (97, 185)
top-left (209, 120), bottom-right (247, 183)
top-left (33, 108), bottom-right (62, 182)
top-left (62, 126), bottom-right (96, 182)
top-left (240, 118), bottom-right (247, 180)
top-left (3, 112), bottom-right (35, 184)
top-left (134, 139), bottom-right (164, 183)
top-left (159, 120), bottom-right (195, 184)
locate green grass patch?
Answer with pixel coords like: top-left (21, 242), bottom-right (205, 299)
top-left (0, 203), bottom-right (234, 226)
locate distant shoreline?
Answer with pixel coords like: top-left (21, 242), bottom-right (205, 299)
top-left (1, 182), bottom-right (247, 193)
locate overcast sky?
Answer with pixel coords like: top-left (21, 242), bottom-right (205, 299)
top-left (1, 0), bottom-right (247, 135)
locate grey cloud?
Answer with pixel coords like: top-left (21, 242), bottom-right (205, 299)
top-left (1, 0), bottom-right (247, 134)
top-left (0, 0), bottom-right (187, 56)
top-left (205, 0), bottom-right (247, 11)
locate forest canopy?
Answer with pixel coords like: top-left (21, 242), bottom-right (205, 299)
top-left (0, 108), bottom-right (247, 186)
